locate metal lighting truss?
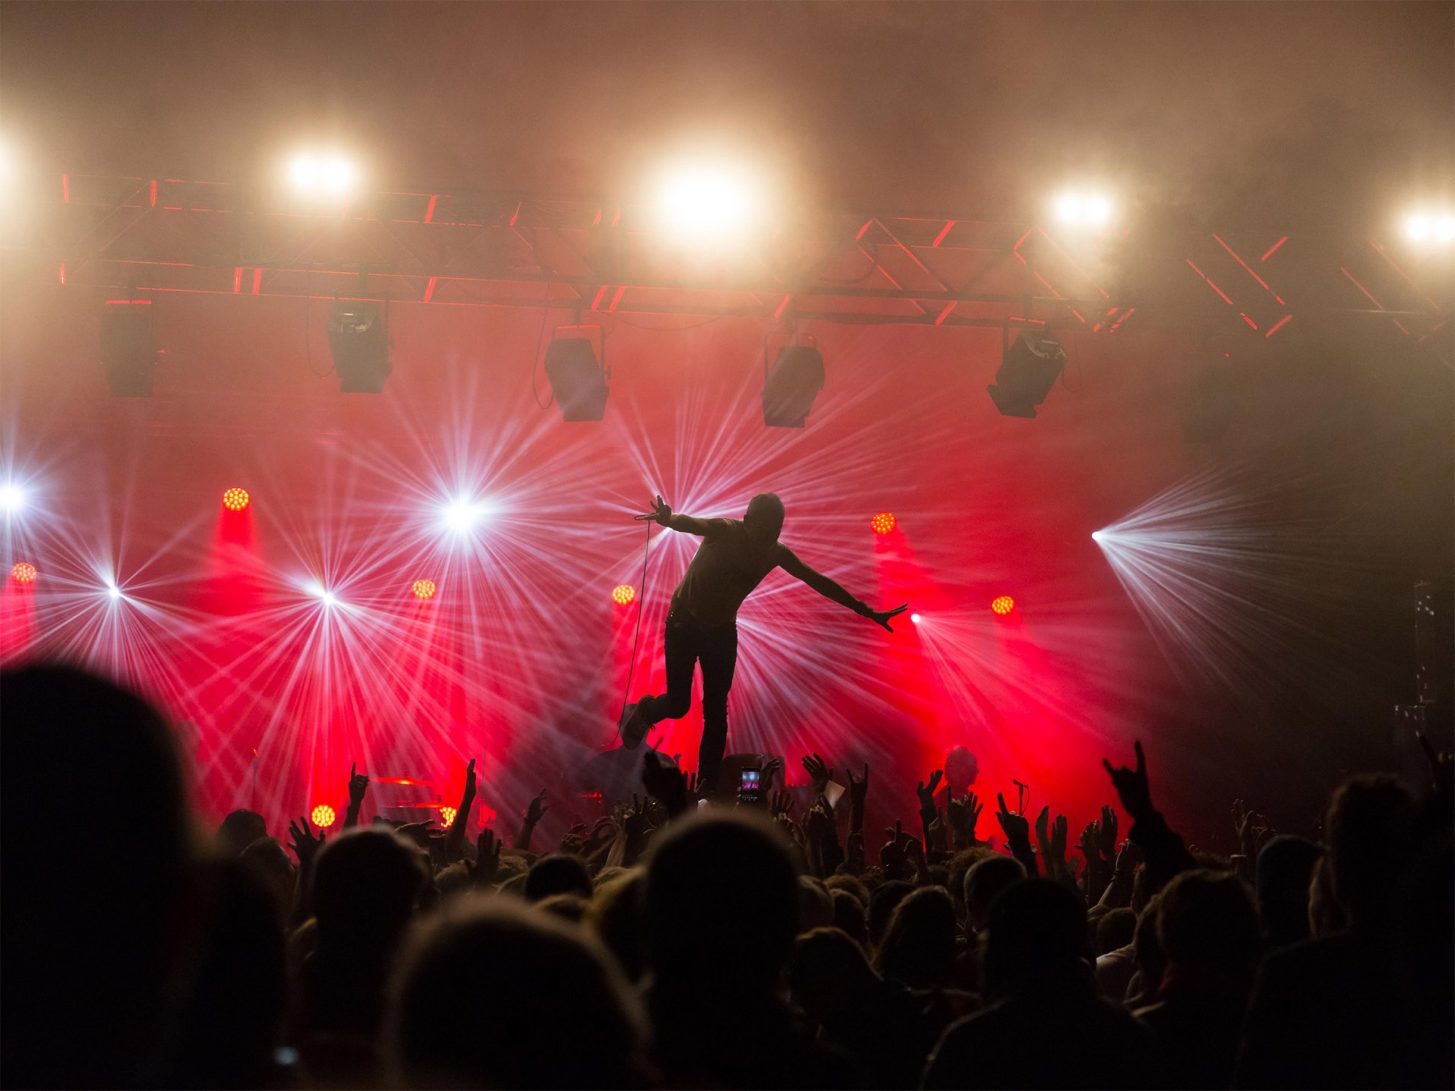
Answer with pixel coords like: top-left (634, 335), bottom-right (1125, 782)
top-left (4, 172), bottom-right (1448, 357)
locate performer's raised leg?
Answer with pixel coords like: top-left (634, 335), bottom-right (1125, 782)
top-left (620, 615), bottom-right (695, 747)
top-left (694, 623), bottom-right (739, 792)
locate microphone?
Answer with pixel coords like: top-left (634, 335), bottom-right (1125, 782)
top-left (634, 495), bottom-right (667, 522)
top-left (1012, 778), bottom-right (1028, 789)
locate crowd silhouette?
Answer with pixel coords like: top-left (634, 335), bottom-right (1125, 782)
top-left (1, 661), bottom-right (1451, 1090)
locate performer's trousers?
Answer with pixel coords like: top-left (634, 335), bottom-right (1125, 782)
top-left (638, 614), bottom-right (738, 789)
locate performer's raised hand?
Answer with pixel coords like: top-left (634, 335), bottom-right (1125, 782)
top-left (632, 494), bottom-right (672, 523)
top-left (868, 603), bottom-right (909, 632)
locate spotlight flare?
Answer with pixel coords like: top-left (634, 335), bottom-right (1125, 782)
top-left (612, 583), bottom-right (637, 607)
top-left (655, 160), bottom-right (762, 241)
top-left (443, 498), bottom-right (487, 534)
top-left (1053, 187), bottom-right (1115, 228)
top-left (11, 561), bottom-right (37, 584)
top-left (1402, 207), bottom-right (1455, 245)
top-left (991, 595), bottom-right (1016, 616)
top-left (412, 578), bottom-right (437, 601)
top-left (310, 803), bottom-right (337, 828)
top-left (222, 487), bottom-right (251, 512)
top-left (288, 152), bottom-right (359, 197)
top-left (870, 511), bottom-right (897, 535)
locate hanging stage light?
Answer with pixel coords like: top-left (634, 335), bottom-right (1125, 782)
top-left (544, 337), bottom-right (609, 421)
top-left (101, 300), bottom-right (156, 397)
top-left (327, 301), bottom-right (392, 393)
top-left (762, 345), bottom-right (825, 427)
top-left (987, 331), bottom-right (1067, 418)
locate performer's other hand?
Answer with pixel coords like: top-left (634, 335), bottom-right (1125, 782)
top-left (869, 603), bottom-right (909, 631)
top-left (650, 495), bottom-right (672, 526)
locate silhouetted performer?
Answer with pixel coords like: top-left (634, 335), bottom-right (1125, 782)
top-left (619, 493), bottom-right (907, 791)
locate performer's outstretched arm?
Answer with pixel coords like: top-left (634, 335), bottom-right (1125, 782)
top-left (646, 495), bottom-right (727, 537)
top-left (779, 547), bottom-right (909, 631)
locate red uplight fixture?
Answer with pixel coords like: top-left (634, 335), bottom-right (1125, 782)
top-left (10, 561), bottom-right (36, 584)
top-left (310, 803), bottom-right (337, 828)
top-left (870, 511), bottom-right (897, 535)
top-left (439, 805), bottom-right (457, 829)
top-left (222, 487), bottom-right (250, 512)
top-left (611, 583), bottom-right (636, 606)
top-left (412, 578), bottom-right (437, 600)
top-left (991, 595), bottom-right (1016, 616)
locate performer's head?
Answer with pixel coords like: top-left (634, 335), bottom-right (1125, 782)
top-left (744, 493), bottom-right (785, 545)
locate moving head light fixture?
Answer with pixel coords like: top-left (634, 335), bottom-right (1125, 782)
top-left (762, 337), bottom-right (825, 428)
top-left (327, 300), bottom-right (392, 393)
top-left (101, 298), bottom-right (156, 397)
top-left (987, 330), bottom-right (1067, 418)
top-left (544, 327), bottom-right (609, 421)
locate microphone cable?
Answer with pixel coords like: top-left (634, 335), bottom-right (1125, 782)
top-left (618, 515), bottom-right (654, 730)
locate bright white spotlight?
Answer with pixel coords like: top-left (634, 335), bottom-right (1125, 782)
top-left (654, 159), bottom-right (762, 242)
top-left (304, 580), bottom-right (338, 607)
top-left (1053, 187), bottom-right (1115, 228)
top-left (1091, 529), bottom-right (1104, 543)
top-left (289, 154), bottom-right (321, 191)
top-left (443, 498), bottom-right (488, 534)
top-left (910, 613), bottom-right (922, 625)
top-left (0, 483), bottom-right (25, 513)
top-left (287, 151), bottom-right (359, 197)
top-left (1402, 208), bottom-right (1455, 246)
top-left (106, 584), bottom-right (123, 601)
top-left (1404, 213), bottom-right (1431, 242)
top-left (322, 156), bottom-right (357, 195)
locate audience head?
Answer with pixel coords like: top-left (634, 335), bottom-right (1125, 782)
top-left (525, 853), bottom-right (593, 902)
top-left (1, 664), bottom-right (192, 1088)
top-left (982, 879), bottom-right (1087, 998)
top-left (876, 885), bottom-right (957, 989)
top-left (866, 879), bottom-right (914, 947)
top-left (824, 873), bottom-right (871, 905)
top-left (948, 847), bottom-right (993, 916)
top-left (311, 827), bottom-right (428, 949)
top-left (1325, 775), bottom-right (1418, 927)
top-left (387, 900), bottom-right (645, 1089)
top-left (1095, 906), bottom-right (1137, 955)
top-left (1307, 852), bottom-right (1346, 935)
top-left (644, 810), bottom-right (799, 992)
top-left (791, 927), bottom-right (877, 1020)
top-left (218, 809), bottom-right (268, 857)
top-left (433, 860), bottom-right (473, 899)
top-left (170, 858), bottom-right (287, 1088)
top-left (1156, 869), bottom-right (1261, 987)
top-left (587, 869), bottom-right (647, 982)
top-left (831, 888), bottom-right (869, 947)
top-left (799, 875), bottom-right (834, 931)
top-left (1256, 834), bottom-right (1322, 946)
top-left (964, 853), bottom-right (1026, 933)
top-left (537, 892), bottom-right (589, 923)
top-left (1129, 891), bottom-right (1167, 1005)
top-left (239, 835), bottom-right (296, 918)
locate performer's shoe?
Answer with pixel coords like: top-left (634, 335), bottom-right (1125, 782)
top-left (618, 701), bottom-right (649, 749)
